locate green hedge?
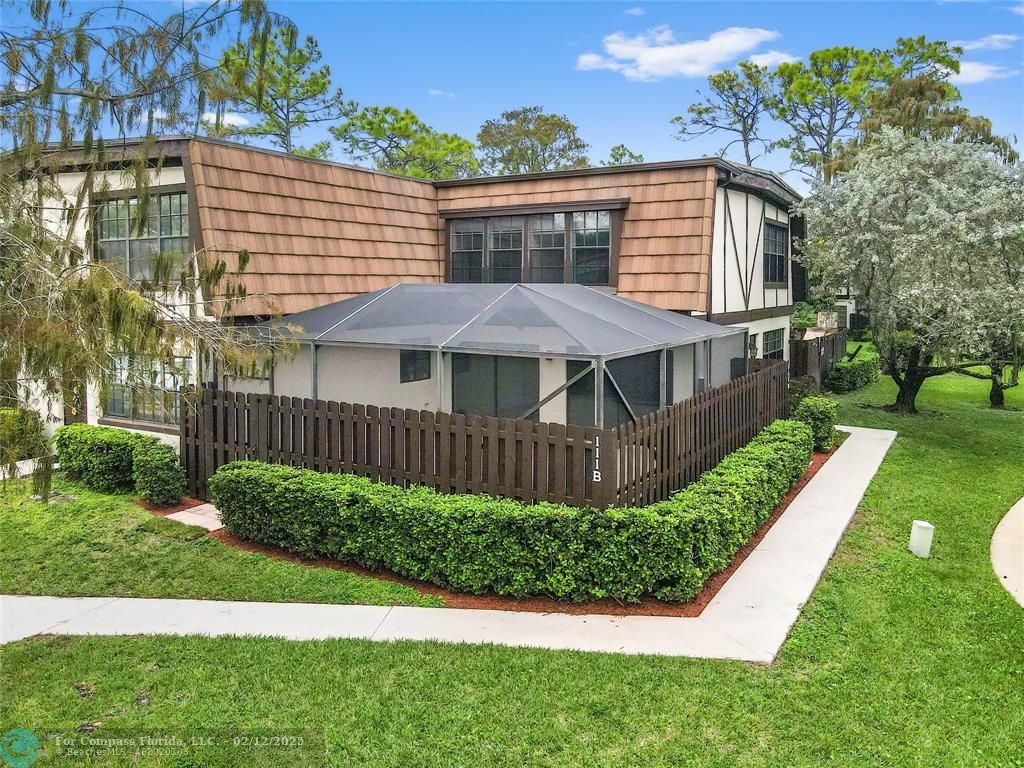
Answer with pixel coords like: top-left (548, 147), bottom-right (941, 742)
top-left (793, 395), bottom-right (839, 452)
top-left (209, 419), bottom-right (813, 603)
top-left (54, 423), bottom-right (185, 505)
top-left (827, 349), bottom-right (880, 393)
top-left (0, 407), bottom-right (46, 463)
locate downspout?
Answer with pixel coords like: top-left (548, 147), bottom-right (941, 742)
top-left (310, 343), bottom-right (318, 401)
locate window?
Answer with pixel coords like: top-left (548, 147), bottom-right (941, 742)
top-left (762, 328), bottom-right (785, 360)
top-left (106, 355), bottom-right (192, 425)
top-left (572, 210), bottom-right (611, 285)
top-left (449, 210), bottom-right (613, 286)
top-left (763, 221), bottom-right (788, 286)
top-left (529, 213), bottom-right (566, 283)
top-left (452, 354), bottom-right (539, 420)
top-left (95, 191), bottom-right (189, 281)
top-left (487, 216), bottom-right (523, 282)
top-left (400, 349), bottom-right (431, 383)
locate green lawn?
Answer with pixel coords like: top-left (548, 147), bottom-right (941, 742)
top-left (2, 373), bottom-right (1022, 767)
top-left (0, 483), bottom-right (438, 607)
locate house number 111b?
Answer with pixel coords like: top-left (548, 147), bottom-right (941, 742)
top-left (592, 434), bottom-right (602, 483)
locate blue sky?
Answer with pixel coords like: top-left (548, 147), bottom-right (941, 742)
top-left (267, 0), bottom-right (1023, 189)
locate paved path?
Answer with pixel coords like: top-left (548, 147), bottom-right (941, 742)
top-left (166, 503), bottom-right (223, 532)
top-left (0, 426), bottom-right (896, 662)
top-left (992, 497), bottom-right (1024, 608)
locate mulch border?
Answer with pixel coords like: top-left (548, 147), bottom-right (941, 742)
top-left (190, 447), bottom-right (836, 618)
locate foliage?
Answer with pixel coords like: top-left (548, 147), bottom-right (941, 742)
top-left (827, 349), bottom-right (881, 393)
top-left (54, 424), bottom-right (145, 493)
top-left (791, 300), bottom-right (827, 330)
top-left (210, 27), bottom-right (354, 156)
top-left (209, 420), bottom-right (812, 603)
top-left (793, 395), bottom-right (839, 451)
top-left (0, 407), bottom-right (45, 463)
top-left (477, 106), bottom-right (589, 174)
top-left (602, 144), bottom-right (644, 166)
top-left (132, 441), bottom-right (187, 507)
top-left (0, 478), bottom-right (437, 606)
top-left (787, 374), bottom-right (820, 415)
top-left (796, 129), bottom-right (1024, 412)
top-left (3, 375), bottom-right (1022, 768)
top-left (331, 106), bottom-right (478, 180)
top-left (1, 0), bottom-right (282, 421)
top-left (671, 61), bottom-right (773, 164)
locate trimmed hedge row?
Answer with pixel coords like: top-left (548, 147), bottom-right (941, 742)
top-left (827, 349), bottom-right (880, 393)
top-left (209, 419), bottom-right (813, 603)
top-left (794, 395), bottom-right (839, 451)
top-left (54, 423), bottom-right (186, 506)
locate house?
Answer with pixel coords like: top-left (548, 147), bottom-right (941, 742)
top-left (36, 136), bottom-right (800, 439)
top-left (246, 282), bottom-right (747, 428)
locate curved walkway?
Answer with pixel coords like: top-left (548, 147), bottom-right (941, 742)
top-left (992, 498), bottom-right (1024, 608)
top-left (0, 426), bottom-right (896, 663)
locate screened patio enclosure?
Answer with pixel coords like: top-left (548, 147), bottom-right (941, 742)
top-left (255, 283), bottom-right (748, 428)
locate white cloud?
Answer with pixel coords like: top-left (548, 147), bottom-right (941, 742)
top-left (953, 33), bottom-right (1020, 50)
top-left (624, 7), bottom-right (645, 15)
top-left (1010, 3), bottom-right (1024, 14)
top-left (577, 25), bottom-right (781, 80)
top-left (948, 60), bottom-right (1018, 84)
top-left (748, 50), bottom-right (799, 68)
top-left (202, 111), bottom-right (249, 127)
top-left (428, 88), bottom-right (456, 98)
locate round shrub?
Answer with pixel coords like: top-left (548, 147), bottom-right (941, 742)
top-left (133, 441), bottom-right (186, 507)
top-left (210, 419), bottom-right (813, 603)
top-left (793, 395), bottom-right (839, 452)
top-left (0, 407), bottom-right (46, 462)
top-left (54, 423), bottom-right (144, 493)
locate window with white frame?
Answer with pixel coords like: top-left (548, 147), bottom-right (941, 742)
top-left (95, 191), bottom-right (189, 281)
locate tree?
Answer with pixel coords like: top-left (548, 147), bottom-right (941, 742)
top-left (331, 106), bottom-right (478, 180)
top-left (210, 27), bottom-right (353, 156)
top-left (602, 144), bottom-right (644, 166)
top-left (1, 0), bottom-right (283, 481)
top-left (796, 129), bottom-right (1024, 413)
top-left (857, 75), bottom-right (1018, 162)
top-left (771, 38), bottom-right (960, 182)
top-left (671, 62), bottom-right (773, 165)
top-left (477, 106), bottom-right (589, 175)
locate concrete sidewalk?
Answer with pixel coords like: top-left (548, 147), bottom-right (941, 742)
top-left (992, 497), bottom-right (1024, 608)
top-left (0, 426), bottom-right (896, 662)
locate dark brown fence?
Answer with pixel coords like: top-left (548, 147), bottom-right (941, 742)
top-left (790, 329), bottom-right (848, 387)
top-left (181, 360), bottom-right (788, 509)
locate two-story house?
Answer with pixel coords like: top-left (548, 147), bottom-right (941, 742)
top-left (42, 136), bottom-right (800, 437)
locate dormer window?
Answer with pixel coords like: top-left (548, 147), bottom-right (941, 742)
top-left (94, 190), bottom-right (189, 280)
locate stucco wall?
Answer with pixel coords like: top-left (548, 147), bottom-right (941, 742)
top-left (671, 344), bottom-right (695, 402)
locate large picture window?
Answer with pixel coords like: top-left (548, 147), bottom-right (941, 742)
top-left (96, 191), bottom-right (189, 281)
top-left (106, 355), bottom-right (192, 425)
top-left (763, 220), bottom-right (789, 286)
top-left (449, 210), bottom-right (614, 286)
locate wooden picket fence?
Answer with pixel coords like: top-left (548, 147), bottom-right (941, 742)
top-left (790, 329), bottom-right (849, 387)
top-left (180, 359), bottom-right (788, 509)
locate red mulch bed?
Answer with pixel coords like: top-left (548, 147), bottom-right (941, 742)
top-left (137, 495), bottom-right (206, 516)
top-left (202, 447), bottom-right (835, 617)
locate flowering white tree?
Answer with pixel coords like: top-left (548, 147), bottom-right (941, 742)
top-left (796, 128), bottom-right (1024, 413)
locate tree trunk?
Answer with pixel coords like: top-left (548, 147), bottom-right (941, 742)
top-left (893, 374), bottom-right (926, 413)
top-left (989, 372), bottom-right (1005, 409)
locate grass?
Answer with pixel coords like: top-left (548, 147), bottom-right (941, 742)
top-left (2, 373), bottom-right (1023, 766)
top-left (0, 481), bottom-right (438, 607)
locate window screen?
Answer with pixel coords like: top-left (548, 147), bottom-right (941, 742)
top-left (762, 328), bottom-right (785, 359)
top-left (400, 349), bottom-right (431, 383)
top-left (488, 216), bottom-right (523, 283)
top-left (452, 354), bottom-right (539, 420)
top-left (95, 191), bottom-right (189, 281)
top-left (763, 221), bottom-right (788, 285)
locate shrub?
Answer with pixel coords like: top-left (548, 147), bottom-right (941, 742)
top-left (787, 374), bottom-right (819, 415)
top-left (133, 441), bottom-right (186, 506)
top-left (209, 419), bottom-right (813, 603)
top-left (0, 407), bottom-right (46, 462)
top-left (54, 423), bottom-right (185, 504)
top-left (793, 396), bottom-right (839, 451)
top-left (827, 348), bottom-right (880, 393)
